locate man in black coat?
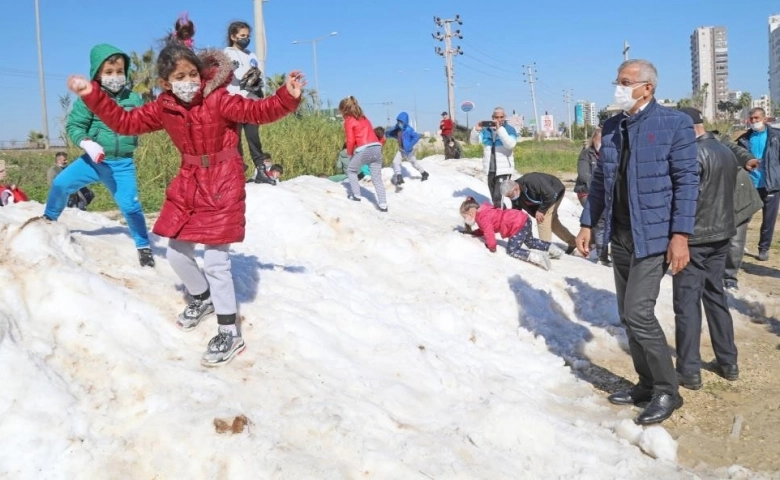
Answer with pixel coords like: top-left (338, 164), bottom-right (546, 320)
top-left (673, 108), bottom-right (740, 390)
top-left (501, 172), bottom-right (577, 253)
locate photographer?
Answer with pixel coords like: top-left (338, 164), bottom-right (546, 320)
top-left (224, 21), bottom-right (276, 185)
top-left (469, 107), bottom-right (518, 207)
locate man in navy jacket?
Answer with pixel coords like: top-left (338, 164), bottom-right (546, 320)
top-left (576, 59), bottom-right (699, 425)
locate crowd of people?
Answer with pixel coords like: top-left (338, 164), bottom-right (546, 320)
top-left (0, 14), bottom-right (775, 430)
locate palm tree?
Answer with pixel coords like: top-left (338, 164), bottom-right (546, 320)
top-left (265, 73), bottom-right (286, 92)
top-left (129, 48), bottom-right (157, 103)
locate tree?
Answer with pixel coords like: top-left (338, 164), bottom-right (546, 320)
top-left (265, 73), bottom-right (286, 92)
top-left (597, 108), bottom-right (610, 125)
top-left (677, 98), bottom-right (693, 108)
top-left (28, 130), bottom-right (44, 149)
top-left (692, 83), bottom-right (709, 112)
top-left (129, 48), bottom-right (157, 103)
top-left (520, 126), bottom-right (531, 137)
top-left (58, 93), bottom-right (72, 146)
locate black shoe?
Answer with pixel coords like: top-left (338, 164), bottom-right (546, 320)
top-left (635, 393), bottom-right (683, 425)
top-left (724, 280), bottom-right (738, 292)
top-left (758, 249), bottom-right (769, 261)
top-left (565, 246), bottom-right (576, 255)
top-left (395, 174), bottom-right (405, 185)
top-left (421, 171), bottom-right (429, 182)
top-left (378, 206), bottom-right (388, 212)
top-left (347, 195), bottom-right (361, 202)
top-left (719, 364), bottom-right (739, 381)
top-left (138, 247), bottom-right (155, 268)
top-left (678, 372), bottom-right (702, 390)
top-left (607, 385), bottom-right (653, 406)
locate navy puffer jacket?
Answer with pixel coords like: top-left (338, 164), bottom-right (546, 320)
top-left (581, 99), bottom-right (699, 259)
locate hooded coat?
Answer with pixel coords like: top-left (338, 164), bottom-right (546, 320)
top-left (385, 112), bottom-right (421, 155)
top-left (80, 49), bottom-right (300, 245)
top-left (66, 44), bottom-right (143, 159)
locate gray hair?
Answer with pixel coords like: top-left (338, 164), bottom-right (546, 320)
top-left (500, 179), bottom-right (517, 197)
top-left (750, 107), bottom-right (766, 117)
top-left (493, 107), bottom-right (505, 117)
top-left (618, 59), bottom-right (658, 91)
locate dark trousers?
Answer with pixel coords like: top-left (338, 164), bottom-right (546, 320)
top-left (238, 123), bottom-right (264, 169)
top-left (758, 188), bottom-right (780, 251)
top-left (487, 173), bottom-right (510, 208)
top-left (506, 222), bottom-right (550, 260)
top-left (724, 221), bottom-right (749, 284)
top-left (673, 239), bottom-right (738, 375)
top-left (579, 195), bottom-right (607, 255)
top-left (611, 226), bottom-right (678, 395)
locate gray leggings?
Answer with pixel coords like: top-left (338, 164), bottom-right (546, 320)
top-left (167, 239), bottom-right (236, 315)
top-left (392, 150), bottom-right (426, 175)
top-left (347, 145), bottom-right (387, 207)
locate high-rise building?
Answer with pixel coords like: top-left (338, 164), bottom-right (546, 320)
top-left (690, 26), bottom-right (729, 121)
top-left (769, 15), bottom-right (780, 115)
top-left (575, 100), bottom-right (598, 127)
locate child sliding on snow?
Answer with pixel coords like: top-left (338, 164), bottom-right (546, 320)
top-left (459, 196), bottom-right (563, 270)
top-left (67, 42), bottom-right (304, 366)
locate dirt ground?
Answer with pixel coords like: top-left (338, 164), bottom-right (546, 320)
top-left (594, 214), bottom-right (780, 475)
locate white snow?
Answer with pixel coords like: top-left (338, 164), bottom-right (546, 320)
top-left (0, 155), bottom-right (748, 478)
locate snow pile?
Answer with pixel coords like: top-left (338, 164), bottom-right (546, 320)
top-left (0, 155), bottom-right (736, 478)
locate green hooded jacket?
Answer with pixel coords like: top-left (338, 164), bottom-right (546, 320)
top-left (66, 43), bottom-right (143, 160)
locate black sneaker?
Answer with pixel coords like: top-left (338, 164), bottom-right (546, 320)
top-left (347, 195), bottom-right (361, 202)
top-left (396, 174), bottom-right (405, 185)
top-left (421, 172), bottom-right (429, 181)
top-left (138, 248), bottom-right (155, 267)
top-left (758, 249), bottom-right (769, 261)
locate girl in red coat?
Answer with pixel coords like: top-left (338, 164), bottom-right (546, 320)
top-left (67, 42), bottom-right (305, 366)
top-left (339, 96), bottom-right (388, 212)
top-left (459, 197), bottom-right (563, 270)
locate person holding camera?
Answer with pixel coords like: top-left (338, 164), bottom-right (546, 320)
top-left (469, 107), bottom-right (518, 207)
top-left (224, 21), bottom-right (275, 185)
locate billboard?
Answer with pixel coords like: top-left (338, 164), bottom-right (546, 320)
top-left (574, 104), bottom-right (584, 126)
top-left (541, 114), bottom-right (555, 133)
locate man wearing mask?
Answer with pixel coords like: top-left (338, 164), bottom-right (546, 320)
top-left (735, 108), bottom-right (780, 261)
top-left (576, 59), bottom-right (699, 425)
top-left (470, 107), bottom-right (518, 207)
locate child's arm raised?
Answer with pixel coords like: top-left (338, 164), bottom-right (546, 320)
top-left (219, 70), bottom-right (304, 125)
top-left (68, 76), bottom-right (163, 136)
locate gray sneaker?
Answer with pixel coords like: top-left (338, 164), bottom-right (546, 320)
top-left (548, 244), bottom-right (564, 259)
top-left (201, 327), bottom-right (245, 366)
top-left (527, 251), bottom-right (551, 271)
top-left (176, 299), bottom-right (214, 331)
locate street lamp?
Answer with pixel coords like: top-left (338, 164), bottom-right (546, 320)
top-left (292, 31), bottom-right (338, 111)
top-left (398, 68), bottom-right (429, 130)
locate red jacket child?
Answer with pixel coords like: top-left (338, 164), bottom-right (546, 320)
top-left (344, 116), bottom-right (379, 155)
top-left (80, 50), bottom-right (300, 245)
top-left (471, 202), bottom-right (529, 252)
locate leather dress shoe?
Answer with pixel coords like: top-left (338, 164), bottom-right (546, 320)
top-left (678, 372), bottom-right (702, 390)
top-left (608, 385), bottom-right (652, 406)
top-left (720, 364), bottom-right (739, 381)
top-left (635, 393), bottom-right (683, 425)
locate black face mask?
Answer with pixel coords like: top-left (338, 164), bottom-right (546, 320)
top-left (235, 38), bottom-right (251, 49)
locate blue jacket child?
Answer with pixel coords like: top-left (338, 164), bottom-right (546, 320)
top-left (384, 112), bottom-right (429, 185)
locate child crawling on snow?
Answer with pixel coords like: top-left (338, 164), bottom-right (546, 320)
top-left (459, 196), bottom-right (563, 270)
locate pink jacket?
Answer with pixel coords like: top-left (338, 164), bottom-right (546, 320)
top-left (472, 202), bottom-right (529, 251)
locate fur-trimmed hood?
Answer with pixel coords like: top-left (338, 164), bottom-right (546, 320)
top-left (199, 49), bottom-right (234, 98)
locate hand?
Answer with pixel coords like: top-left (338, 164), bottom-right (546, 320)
top-left (746, 159), bottom-right (760, 171)
top-left (475, 123), bottom-right (483, 132)
top-left (535, 212), bottom-right (545, 224)
top-left (68, 75), bottom-right (93, 97)
top-left (487, 245), bottom-right (496, 253)
top-left (666, 233), bottom-right (690, 275)
top-left (575, 227), bottom-right (592, 257)
top-left (79, 139), bottom-right (105, 163)
top-left (285, 70), bottom-right (307, 99)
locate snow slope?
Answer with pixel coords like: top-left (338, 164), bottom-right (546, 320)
top-left (0, 156), bottom-right (746, 478)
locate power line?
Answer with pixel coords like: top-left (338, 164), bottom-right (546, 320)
top-left (460, 52), bottom-right (519, 75)
top-left (459, 38), bottom-right (512, 68)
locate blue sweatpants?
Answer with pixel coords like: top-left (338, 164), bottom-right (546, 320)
top-left (44, 155), bottom-right (150, 249)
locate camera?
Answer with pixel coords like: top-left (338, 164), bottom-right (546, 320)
top-left (480, 120), bottom-right (497, 128)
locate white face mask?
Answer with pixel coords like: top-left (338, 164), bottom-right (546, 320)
top-left (510, 194), bottom-right (520, 201)
top-left (613, 83), bottom-right (645, 112)
top-left (464, 217), bottom-right (476, 227)
top-left (593, 142), bottom-right (601, 151)
top-left (171, 80), bottom-right (200, 103)
top-left (751, 122), bottom-right (765, 132)
top-left (101, 75), bottom-right (126, 93)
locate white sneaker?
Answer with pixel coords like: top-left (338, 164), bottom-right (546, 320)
top-left (527, 251), bottom-right (551, 271)
top-left (548, 244), bottom-right (565, 259)
top-left (176, 298), bottom-right (214, 331)
top-left (201, 326), bottom-right (246, 366)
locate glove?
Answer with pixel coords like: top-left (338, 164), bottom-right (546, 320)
top-left (80, 139), bottom-right (105, 163)
top-left (487, 245), bottom-right (496, 253)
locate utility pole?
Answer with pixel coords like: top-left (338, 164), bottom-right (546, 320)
top-left (523, 63), bottom-right (540, 141)
top-left (34, 0), bottom-right (49, 149)
top-left (623, 40), bottom-right (630, 61)
top-left (432, 15), bottom-right (463, 124)
top-left (252, 0), bottom-right (269, 75)
top-left (563, 89), bottom-right (573, 140)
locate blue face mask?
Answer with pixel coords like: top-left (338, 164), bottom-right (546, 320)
top-left (397, 122), bottom-right (404, 129)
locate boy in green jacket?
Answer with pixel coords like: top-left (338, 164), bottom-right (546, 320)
top-left (43, 43), bottom-right (153, 267)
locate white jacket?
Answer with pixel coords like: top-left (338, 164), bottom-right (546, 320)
top-left (470, 125), bottom-right (517, 176)
top-left (223, 47), bottom-right (261, 99)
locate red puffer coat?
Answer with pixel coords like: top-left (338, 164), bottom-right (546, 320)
top-left (472, 202), bottom-right (529, 252)
top-left (80, 49), bottom-right (300, 245)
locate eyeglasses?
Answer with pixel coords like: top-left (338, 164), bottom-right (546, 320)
top-left (493, 115), bottom-right (505, 119)
top-left (612, 79), bottom-right (648, 87)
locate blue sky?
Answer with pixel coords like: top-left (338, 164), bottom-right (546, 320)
top-left (1, 0), bottom-right (779, 144)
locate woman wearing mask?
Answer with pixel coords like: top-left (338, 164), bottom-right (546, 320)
top-left (575, 128), bottom-right (609, 265)
top-left (224, 21), bottom-right (275, 184)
